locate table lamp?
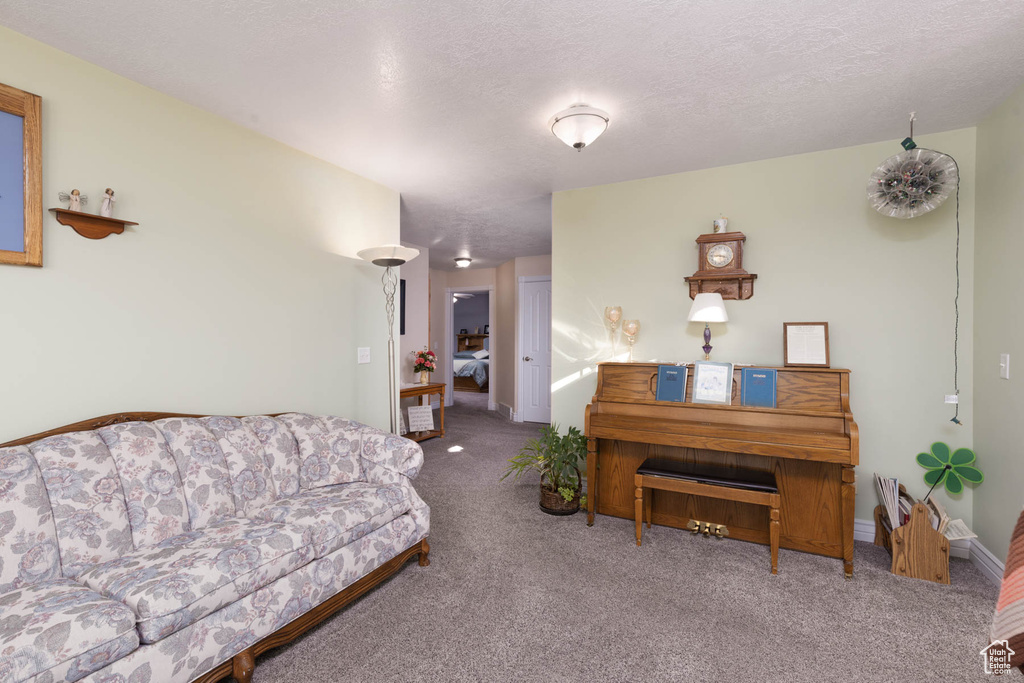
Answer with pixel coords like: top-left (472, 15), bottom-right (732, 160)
top-left (687, 293), bottom-right (728, 360)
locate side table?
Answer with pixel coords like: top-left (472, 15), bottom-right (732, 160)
top-left (399, 382), bottom-right (445, 442)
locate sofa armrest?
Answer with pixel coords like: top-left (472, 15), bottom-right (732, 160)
top-left (357, 427), bottom-right (424, 484)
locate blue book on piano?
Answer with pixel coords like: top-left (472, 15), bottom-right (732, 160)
top-left (740, 368), bottom-right (777, 408)
top-left (656, 365), bottom-right (687, 402)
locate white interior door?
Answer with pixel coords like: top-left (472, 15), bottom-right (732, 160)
top-left (520, 278), bottom-right (552, 423)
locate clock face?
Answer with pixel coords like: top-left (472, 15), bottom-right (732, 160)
top-left (707, 244), bottom-right (734, 268)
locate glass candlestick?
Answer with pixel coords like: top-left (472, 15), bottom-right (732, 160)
top-left (604, 306), bottom-right (622, 353)
top-left (622, 319), bottom-right (640, 362)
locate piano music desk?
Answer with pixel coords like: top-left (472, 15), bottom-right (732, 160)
top-left (584, 362), bottom-right (858, 577)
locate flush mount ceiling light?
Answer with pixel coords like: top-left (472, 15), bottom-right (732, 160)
top-left (454, 257), bottom-right (472, 268)
top-left (549, 104), bottom-right (610, 151)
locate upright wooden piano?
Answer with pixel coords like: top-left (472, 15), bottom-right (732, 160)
top-left (585, 362), bottom-right (859, 576)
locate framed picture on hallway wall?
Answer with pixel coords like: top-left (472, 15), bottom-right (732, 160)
top-left (0, 81), bottom-right (42, 267)
top-left (400, 279), bottom-right (406, 335)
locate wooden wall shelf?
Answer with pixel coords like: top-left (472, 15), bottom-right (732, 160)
top-left (49, 208), bottom-right (138, 240)
top-left (456, 333), bottom-right (488, 352)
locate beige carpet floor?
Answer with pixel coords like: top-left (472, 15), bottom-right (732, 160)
top-left (254, 399), bottom-right (1002, 682)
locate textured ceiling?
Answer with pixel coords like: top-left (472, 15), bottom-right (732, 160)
top-left (3, 1), bottom-right (1024, 269)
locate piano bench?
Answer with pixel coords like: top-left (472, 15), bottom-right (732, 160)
top-left (633, 457), bottom-right (782, 574)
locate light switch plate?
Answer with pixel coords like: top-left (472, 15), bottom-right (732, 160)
top-left (1000, 353), bottom-right (1010, 380)
top-left (357, 347), bottom-right (371, 364)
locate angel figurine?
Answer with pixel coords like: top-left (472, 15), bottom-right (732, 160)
top-left (99, 188), bottom-right (115, 217)
top-left (58, 189), bottom-right (87, 212)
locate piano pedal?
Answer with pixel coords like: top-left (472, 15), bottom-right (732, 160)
top-left (686, 519), bottom-right (729, 539)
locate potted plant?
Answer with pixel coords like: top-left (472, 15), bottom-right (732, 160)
top-left (501, 424), bottom-right (587, 515)
top-left (411, 348), bottom-right (437, 384)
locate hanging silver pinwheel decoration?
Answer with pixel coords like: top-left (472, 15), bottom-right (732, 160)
top-left (867, 114), bottom-right (959, 219)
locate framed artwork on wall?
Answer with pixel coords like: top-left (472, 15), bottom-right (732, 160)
top-left (0, 81), bottom-right (42, 267)
top-left (399, 279), bottom-right (406, 335)
top-left (783, 322), bottom-right (830, 367)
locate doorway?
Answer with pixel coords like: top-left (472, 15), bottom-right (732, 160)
top-left (445, 286), bottom-right (495, 410)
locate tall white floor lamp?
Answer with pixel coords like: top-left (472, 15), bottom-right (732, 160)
top-left (357, 244), bottom-right (420, 434)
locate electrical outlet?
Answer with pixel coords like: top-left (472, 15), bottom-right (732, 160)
top-left (944, 394), bottom-right (958, 404)
top-left (357, 347), bottom-right (371, 364)
top-left (1000, 353), bottom-right (1010, 380)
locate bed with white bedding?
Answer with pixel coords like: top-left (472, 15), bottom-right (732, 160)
top-left (453, 349), bottom-right (489, 392)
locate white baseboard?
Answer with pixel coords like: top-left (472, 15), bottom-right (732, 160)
top-left (971, 537), bottom-right (1006, 586)
top-left (853, 517), bottom-right (876, 544)
top-left (854, 516), bottom-right (1004, 585)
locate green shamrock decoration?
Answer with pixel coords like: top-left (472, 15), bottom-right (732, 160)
top-left (916, 442), bottom-right (984, 495)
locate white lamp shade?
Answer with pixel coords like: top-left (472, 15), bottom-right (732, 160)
top-left (357, 244), bottom-right (420, 267)
top-left (687, 293), bottom-right (729, 323)
top-left (549, 105), bottom-right (610, 150)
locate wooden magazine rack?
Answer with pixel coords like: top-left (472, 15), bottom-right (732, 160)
top-left (873, 496), bottom-right (950, 584)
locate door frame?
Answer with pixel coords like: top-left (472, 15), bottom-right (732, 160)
top-left (445, 285), bottom-right (495, 410)
top-left (516, 275), bottom-right (552, 423)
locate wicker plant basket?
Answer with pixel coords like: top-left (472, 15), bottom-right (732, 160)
top-left (539, 469), bottom-right (581, 516)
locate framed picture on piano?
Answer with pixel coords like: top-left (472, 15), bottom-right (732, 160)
top-left (692, 361), bottom-right (734, 404)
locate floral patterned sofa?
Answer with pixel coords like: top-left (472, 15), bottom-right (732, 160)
top-left (0, 412), bottom-right (430, 683)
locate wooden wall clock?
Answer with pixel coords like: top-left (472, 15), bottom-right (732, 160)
top-left (684, 231), bottom-right (757, 300)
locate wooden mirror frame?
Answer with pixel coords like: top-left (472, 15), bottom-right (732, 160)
top-left (0, 81), bottom-right (42, 267)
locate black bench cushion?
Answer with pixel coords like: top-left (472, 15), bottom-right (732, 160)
top-left (636, 458), bottom-right (778, 493)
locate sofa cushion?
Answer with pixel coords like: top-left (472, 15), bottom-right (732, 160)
top-left (276, 414), bottom-right (362, 490)
top-left (0, 447), bottom-right (61, 593)
top-left (241, 416), bottom-right (301, 497)
top-left (0, 579), bottom-right (139, 683)
top-left (252, 482), bottom-right (412, 557)
top-left (28, 432), bottom-right (134, 579)
top-left (155, 417), bottom-right (237, 529)
top-left (98, 422), bottom-right (190, 549)
top-left (76, 518), bottom-right (315, 643)
top-left (241, 413), bottom-right (301, 499)
top-left (200, 417), bottom-right (278, 516)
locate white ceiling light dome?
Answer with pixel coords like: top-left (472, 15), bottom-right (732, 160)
top-left (549, 104), bottom-right (610, 151)
top-left (454, 257), bottom-right (472, 268)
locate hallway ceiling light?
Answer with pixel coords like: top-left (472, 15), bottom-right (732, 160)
top-left (454, 257), bottom-right (472, 268)
top-left (549, 104), bottom-right (610, 151)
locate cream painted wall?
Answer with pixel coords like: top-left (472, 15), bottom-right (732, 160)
top-left (495, 260), bottom-right (516, 412)
top-left (429, 269), bottom-right (448, 380)
top-left (0, 27), bottom-right (398, 440)
top-left (552, 129), bottom-right (976, 523)
top-left (974, 83), bottom-right (1024, 562)
top-left (399, 241), bottom-right (429, 384)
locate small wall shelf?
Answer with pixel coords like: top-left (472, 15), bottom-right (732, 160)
top-left (49, 208), bottom-right (138, 240)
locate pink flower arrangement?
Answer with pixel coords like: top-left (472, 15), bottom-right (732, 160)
top-left (412, 348), bottom-right (437, 373)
